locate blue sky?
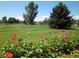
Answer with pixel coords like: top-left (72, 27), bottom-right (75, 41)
top-left (0, 1), bottom-right (79, 19)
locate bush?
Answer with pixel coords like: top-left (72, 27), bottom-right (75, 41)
top-left (1, 39), bottom-right (59, 58)
top-left (8, 17), bottom-right (19, 24)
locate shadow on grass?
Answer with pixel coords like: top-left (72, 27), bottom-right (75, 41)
top-left (51, 27), bottom-right (78, 30)
top-left (65, 27), bottom-right (78, 30)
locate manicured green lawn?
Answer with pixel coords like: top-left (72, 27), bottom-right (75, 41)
top-left (0, 24), bottom-right (79, 47)
top-left (0, 24), bottom-right (49, 47)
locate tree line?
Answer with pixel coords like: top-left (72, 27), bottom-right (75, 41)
top-left (1, 1), bottom-right (75, 29)
top-left (1, 16), bottom-right (20, 24)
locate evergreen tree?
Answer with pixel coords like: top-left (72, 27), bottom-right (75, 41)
top-left (49, 2), bottom-right (73, 29)
top-left (23, 1), bottom-right (38, 24)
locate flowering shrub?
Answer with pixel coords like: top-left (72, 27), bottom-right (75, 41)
top-left (1, 39), bottom-right (54, 58)
top-left (1, 39), bottom-right (79, 58)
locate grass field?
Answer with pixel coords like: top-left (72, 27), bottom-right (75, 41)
top-left (0, 24), bottom-right (79, 46)
top-left (0, 24), bottom-right (79, 57)
top-left (0, 24), bottom-right (50, 47)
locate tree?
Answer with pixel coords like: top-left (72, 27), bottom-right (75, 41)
top-left (15, 19), bottom-right (20, 23)
top-left (23, 1), bottom-right (38, 24)
top-left (78, 20), bottom-right (79, 26)
top-left (43, 18), bottom-right (49, 24)
top-left (8, 17), bottom-right (16, 24)
top-left (49, 2), bottom-right (73, 29)
top-left (2, 16), bottom-right (7, 24)
top-left (38, 18), bottom-right (49, 25)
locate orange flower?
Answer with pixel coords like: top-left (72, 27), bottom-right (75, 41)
top-left (4, 52), bottom-right (13, 58)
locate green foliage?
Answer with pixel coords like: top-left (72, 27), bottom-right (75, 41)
top-left (1, 38), bottom-right (61, 58)
top-left (70, 50), bottom-right (79, 58)
top-left (2, 16), bottom-right (20, 24)
top-left (58, 50), bottom-right (79, 58)
top-left (49, 38), bottom-right (73, 54)
top-left (49, 2), bottom-right (73, 29)
top-left (2, 37), bottom-right (79, 58)
top-left (8, 17), bottom-right (19, 24)
top-left (2, 16), bottom-right (7, 24)
top-left (23, 1), bottom-right (38, 25)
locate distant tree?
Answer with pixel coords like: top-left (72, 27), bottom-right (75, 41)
top-left (37, 21), bottom-right (44, 25)
top-left (23, 1), bottom-right (38, 24)
top-left (43, 18), bottom-right (49, 24)
top-left (77, 20), bottom-right (79, 26)
top-left (2, 16), bottom-right (7, 24)
top-left (49, 2), bottom-right (73, 29)
top-left (8, 17), bottom-right (16, 24)
top-left (15, 19), bottom-right (20, 23)
top-left (38, 18), bottom-right (49, 25)
top-left (0, 20), bottom-right (3, 24)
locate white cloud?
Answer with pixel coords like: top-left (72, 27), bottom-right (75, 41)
top-left (15, 16), bottom-right (79, 21)
top-left (15, 16), bottom-right (49, 22)
top-left (0, 17), bottom-right (2, 20)
top-left (16, 16), bottom-right (24, 21)
top-left (34, 16), bottom-right (49, 22)
top-left (72, 16), bottom-right (79, 20)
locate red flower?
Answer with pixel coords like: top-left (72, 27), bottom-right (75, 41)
top-left (4, 52), bottom-right (13, 58)
top-left (11, 33), bottom-right (16, 42)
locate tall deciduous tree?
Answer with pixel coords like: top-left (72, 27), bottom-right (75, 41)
top-left (23, 1), bottom-right (38, 24)
top-left (49, 2), bottom-right (73, 29)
